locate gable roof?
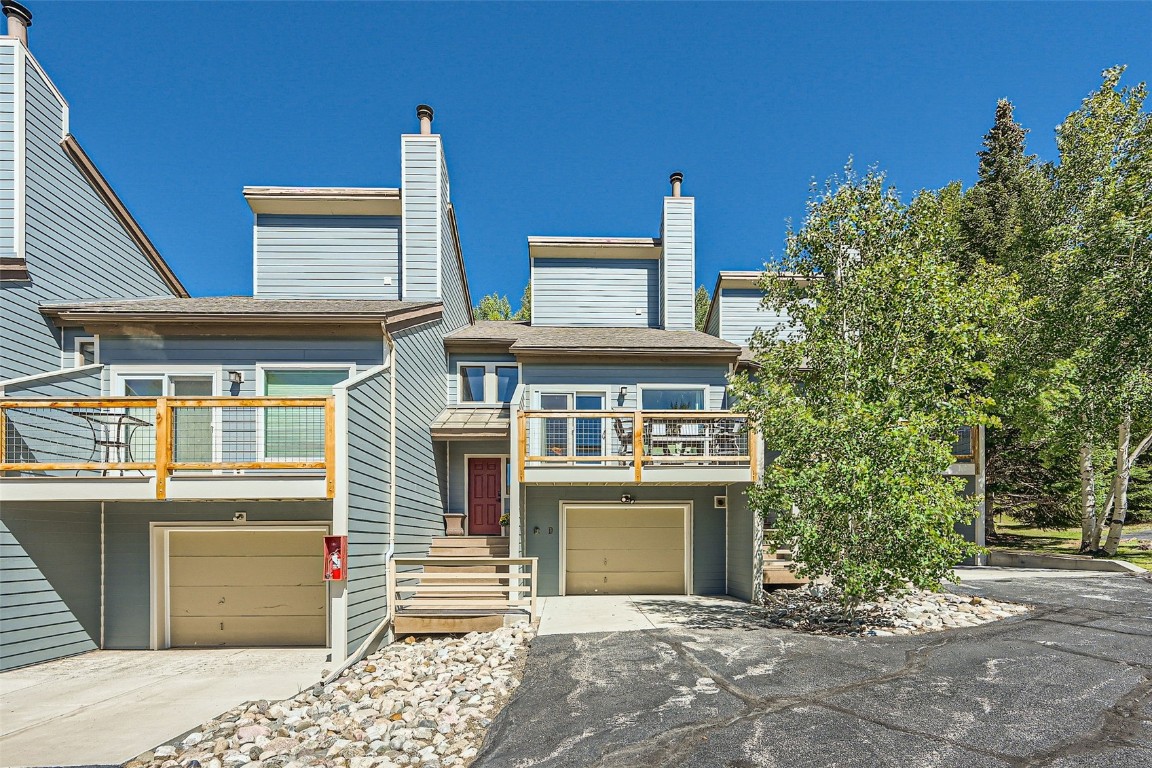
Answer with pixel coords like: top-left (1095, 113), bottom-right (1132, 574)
top-left (445, 321), bottom-right (739, 358)
top-left (61, 135), bottom-right (189, 298)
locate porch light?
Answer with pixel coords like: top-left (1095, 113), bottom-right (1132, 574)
top-left (620, 494), bottom-right (635, 504)
top-left (227, 370), bottom-right (244, 384)
top-left (619, 386), bottom-right (627, 399)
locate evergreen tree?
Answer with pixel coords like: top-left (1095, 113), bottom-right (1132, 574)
top-left (694, 285), bottom-right (710, 331)
top-left (513, 283), bottom-right (532, 321)
top-left (474, 293), bottom-right (513, 320)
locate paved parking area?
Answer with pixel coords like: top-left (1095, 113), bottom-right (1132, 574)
top-left (477, 571), bottom-right (1152, 767)
top-left (0, 647), bottom-right (329, 768)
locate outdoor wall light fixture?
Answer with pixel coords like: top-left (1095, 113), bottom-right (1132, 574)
top-left (620, 494), bottom-right (635, 504)
top-left (618, 386), bottom-right (628, 398)
top-left (227, 370), bottom-right (244, 384)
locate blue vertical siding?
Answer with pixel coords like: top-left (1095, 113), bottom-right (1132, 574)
top-left (523, 486), bottom-right (727, 597)
top-left (661, 197), bottom-right (695, 331)
top-left (1, 51), bottom-right (176, 381)
top-left (400, 135), bottom-right (440, 301)
top-left (0, 505), bottom-right (100, 671)
top-left (253, 214), bottom-right (401, 299)
top-left (345, 368), bottom-right (392, 654)
top-left (531, 257), bottom-right (660, 327)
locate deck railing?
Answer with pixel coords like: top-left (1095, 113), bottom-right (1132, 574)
top-left (388, 556), bottom-right (539, 619)
top-left (0, 397), bottom-right (335, 498)
top-left (517, 410), bottom-right (755, 482)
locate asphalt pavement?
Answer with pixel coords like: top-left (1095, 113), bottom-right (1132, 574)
top-left (475, 571), bottom-right (1152, 768)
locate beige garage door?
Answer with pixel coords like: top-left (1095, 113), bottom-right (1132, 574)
top-left (565, 506), bottom-right (686, 595)
top-left (168, 529), bottom-right (327, 647)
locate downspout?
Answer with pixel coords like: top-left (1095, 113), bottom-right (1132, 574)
top-left (322, 323), bottom-right (398, 684)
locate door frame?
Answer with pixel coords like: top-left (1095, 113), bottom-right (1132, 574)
top-left (558, 501), bottom-right (693, 596)
top-left (464, 453), bottom-right (508, 535)
top-left (149, 521), bottom-right (332, 650)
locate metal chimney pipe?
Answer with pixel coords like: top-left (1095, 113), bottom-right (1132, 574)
top-left (2, 0), bottom-right (31, 46)
top-left (416, 104), bottom-right (434, 135)
top-left (669, 171), bottom-right (683, 197)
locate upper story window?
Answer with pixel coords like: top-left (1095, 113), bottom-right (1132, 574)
top-left (458, 363), bottom-right (520, 405)
top-left (640, 387), bottom-right (705, 411)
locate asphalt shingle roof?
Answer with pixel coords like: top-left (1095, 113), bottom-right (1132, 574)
top-left (41, 296), bottom-right (439, 318)
top-left (445, 321), bottom-right (739, 355)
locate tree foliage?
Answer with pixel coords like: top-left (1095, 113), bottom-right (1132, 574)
top-left (474, 282), bottom-right (532, 321)
top-left (694, 285), bottom-right (711, 331)
top-left (731, 167), bottom-right (1022, 603)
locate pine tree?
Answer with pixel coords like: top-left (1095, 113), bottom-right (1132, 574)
top-left (694, 285), bottom-right (710, 331)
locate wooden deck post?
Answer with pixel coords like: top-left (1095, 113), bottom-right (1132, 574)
top-left (154, 398), bottom-right (170, 499)
top-left (633, 411), bottom-right (643, 482)
top-left (749, 425), bottom-right (759, 484)
top-left (517, 411), bottom-right (527, 483)
top-left (324, 397), bottom-right (337, 500)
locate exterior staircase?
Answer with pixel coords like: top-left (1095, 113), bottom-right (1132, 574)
top-left (392, 536), bottom-right (534, 636)
top-left (763, 543), bottom-right (808, 587)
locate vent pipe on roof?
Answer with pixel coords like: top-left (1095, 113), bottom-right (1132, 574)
top-left (670, 171), bottom-right (683, 197)
top-left (2, 1), bottom-right (31, 46)
top-left (417, 104), bottom-right (434, 135)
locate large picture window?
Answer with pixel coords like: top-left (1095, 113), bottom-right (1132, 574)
top-left (640, 388), bottom-right (706, 411)
top-left (263, 367), bottom-right (351, 460)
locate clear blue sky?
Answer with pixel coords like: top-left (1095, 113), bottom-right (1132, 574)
top-left (23, 1), bottom-right (1152, 301)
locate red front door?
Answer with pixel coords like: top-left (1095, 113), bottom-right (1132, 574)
top-left (468, 458), bottom-right (503, 535)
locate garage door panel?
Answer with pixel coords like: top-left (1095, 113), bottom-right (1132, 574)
top-left (167, 529), bottom-right (326, 647)
top-left (169, 556), bottom-right (318, 587)
top-left (170, 615), bottom-right (325, 647)
top-left (565, 508), bottom-right (683, 529)
top-left (170, 530), bottom-right (322, 557)
top-left (169, 585), bottom-right (326, 617)
top-left (566, 571), bottom-right (684, 595)
top-left (566, 548), bottom-right (685, 573)
top-left (566, 525), bottom-right (684, 551)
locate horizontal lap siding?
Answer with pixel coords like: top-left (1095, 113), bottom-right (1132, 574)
top-left (254, 215), bottom-right (401, 299)
top-left (401, 136), bottom-right (440, 302)
top-left (662, 198), bottom-right (695, 331)
top-left (0, 506), bottom-right (100, 670)
top-left (3, 55), bottom-right (175, 381)
top-left (100, 501), bottom-right (331, 649)
top-left (97, 337), bottom-right (383, 396)
top-left (438, 152), bottom-right (470, 331)
top-left (345, 369), bottom-right (391, 653)
top-left (393, 321), bottom-right (449, 557)
top-left (0, 47), bottom-right (14, 254)
top-left (532, 258), bottom-right (659, 328)
top-left (725, 483), bottom-right (757, 602)
top-left (719, 288), bottom-right (794, 347)
top-left (524, 486), bottom-right (727, 597)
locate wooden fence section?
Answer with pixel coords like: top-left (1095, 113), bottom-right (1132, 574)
top-left (0, 396), bottom-right (335, 499)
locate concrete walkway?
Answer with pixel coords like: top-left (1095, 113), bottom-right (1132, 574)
top-left (0, 647), bottom-right (330, 768)
top-left (537, 594), bottom-right (750, 636)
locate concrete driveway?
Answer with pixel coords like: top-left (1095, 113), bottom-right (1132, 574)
top-left (477, 571), bottom-right (1152, 767)
top-left (0, 647), bottom-right (329, 768)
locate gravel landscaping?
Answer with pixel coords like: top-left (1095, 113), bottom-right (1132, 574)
top-left (759, 584), bottom-right (1030, 635)
top-left (125, 622), bottom-right (535, 768)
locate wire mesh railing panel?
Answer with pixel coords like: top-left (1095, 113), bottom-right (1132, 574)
top-left (520, 411), bottom-right (751, 469)
top-left (169, 403), bottom-right (327, 470)
top-left (643, 414), bottom-right (750, 464)
top-left (2, 405), bottom-right (157, 476)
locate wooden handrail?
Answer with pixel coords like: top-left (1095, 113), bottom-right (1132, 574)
top-left (388, 557), bottom-right (540, 620)
top-left (520, 409), bottom-right (748, 419)
top-left (1, 396), bottom-right (337, 499)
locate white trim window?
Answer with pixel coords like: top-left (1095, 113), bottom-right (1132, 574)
top-left (638, 385), bottom-right (707, 411)
top-left (111, 369), bottom-right (222, 465)
top-left (456, 362), bottom-right (520, 405)
top-left (257, 364), bottom-right (354, 463)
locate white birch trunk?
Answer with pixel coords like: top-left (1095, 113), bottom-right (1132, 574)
top-left (1102, 414), bottom-right (1132, 556)
top-left (1078, 444), bottom-right (1096, 552)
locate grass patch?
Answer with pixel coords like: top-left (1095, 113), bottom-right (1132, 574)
top-left (988, 516), bottom-right (1152, 570)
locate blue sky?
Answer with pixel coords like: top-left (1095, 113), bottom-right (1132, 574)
top-left (24, 1), bottom-right (1152, 302)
